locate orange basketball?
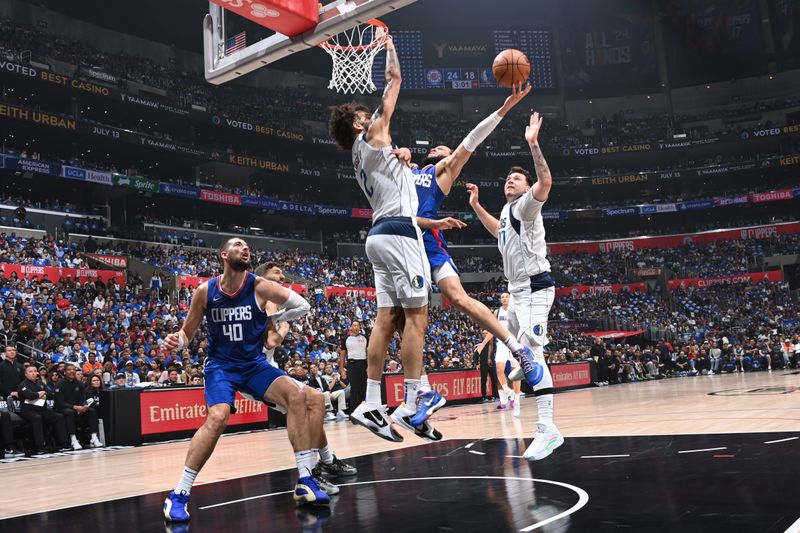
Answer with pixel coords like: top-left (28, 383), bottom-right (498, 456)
top-left (492, 49), bottom-right (530, 88)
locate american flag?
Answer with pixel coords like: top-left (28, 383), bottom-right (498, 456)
top-left (225, 31), bottom-right (246, 54)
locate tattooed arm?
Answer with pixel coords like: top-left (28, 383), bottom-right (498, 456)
top-left (366, 38), bottom-right (401, 147)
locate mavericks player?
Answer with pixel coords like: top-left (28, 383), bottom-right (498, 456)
top-left (328, 38), bottom-right (445, 442)
top-left (411, 83), bottom-right (542, 389)
top-left (255, 261), bottom-right (357, 491)
top-left (467, 112), bottom-right (563, 461)
top-left (163, 238), bottom-right (327, 522)
top-left (484, 293), bottom-right (522, 416)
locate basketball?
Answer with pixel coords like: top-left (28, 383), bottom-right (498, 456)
top-left (492, 49), bottom-right (530, 88)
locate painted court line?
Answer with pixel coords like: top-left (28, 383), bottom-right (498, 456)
top-left (784, 516), bottom-right (800, 533)
top-left (468, 450), bottom-right (487, 456)
top-left (199, 475), bottom-right (590, 532)
top-left (580, 454), bottom-right (630, 459)
top-left (677, 447), bottom-right (727, 454)
top-left (764, 437), bottom-right (799, 445)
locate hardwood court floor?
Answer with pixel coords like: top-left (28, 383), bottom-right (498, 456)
top-left (1, 370), bottom-right (798, 527)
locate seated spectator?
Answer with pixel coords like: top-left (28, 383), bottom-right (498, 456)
top-left (17, 366), bottom-right (70, 454)
top-left (54, 364), bottom-right (102, 449)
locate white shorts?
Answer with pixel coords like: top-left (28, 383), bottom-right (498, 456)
top-left (508, 285), bottom-right (555, 346)
top-left (366, 218), bottom-right (431, 309)
top-left (432, 260), bottom-right (459, 285)
top-left (494, 341), bottom-right (518, 366)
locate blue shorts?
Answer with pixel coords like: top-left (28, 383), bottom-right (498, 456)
top-left (204, 359), bottom-right (286, 413)
top-left (423, 229), bottom-right (460, 274)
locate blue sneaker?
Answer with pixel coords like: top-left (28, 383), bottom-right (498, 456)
top-left (508, 347), bottom-right (544, 387)
top-left (409, 390), bottom-right (446, 427)
top-left (294, 476), bottom-right (331, 506)
top-left (504, 360), bottom-right (514, 379)
top-left (163, 490), bottom-right (190, 522)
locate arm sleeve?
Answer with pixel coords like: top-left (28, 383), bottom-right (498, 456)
top-left (514, 192), bottom-right (545, 221)
top-left (270, 291), bottom-right (310, 323)
top-left (462, 112), bottom-right (502, 153)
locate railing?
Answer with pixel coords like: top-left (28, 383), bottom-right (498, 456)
top-left (15, 341), bottom-right (47, 369)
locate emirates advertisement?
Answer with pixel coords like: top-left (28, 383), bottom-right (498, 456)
top-left (140, 389), bottom-right (267, 435)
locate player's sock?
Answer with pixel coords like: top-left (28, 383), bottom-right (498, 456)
top-left (535, 394), bottom-right (554, 426)
top-left (420, 374), bottom-right (431, 393)
top-left (504, 336), bottom-right (523, 353)
top-left (365, 379), bottom-right (382, 408)
top-left (296, 449), bottom-right (318, 478)
top-left (175, 466), bottom-right (198, 495)
top-left (404, 379), bottom-right (421, 407)
top-left (515, 391), bottom-right (522, 405)
top-left (319, 444), bottom-right (334, 465)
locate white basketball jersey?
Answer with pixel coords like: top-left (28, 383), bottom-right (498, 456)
top-left (352, 133), bottom-right (419, 221)
top-left (497, 193), bottom-right (551, 292)
top-left (495, 306), bottom-right (510, 359)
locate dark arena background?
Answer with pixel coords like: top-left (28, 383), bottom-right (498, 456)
top-left (0, 0), bottom-right (799, 531)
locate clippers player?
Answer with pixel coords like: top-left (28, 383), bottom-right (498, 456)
top-left (467, 112), bottom-right (563, 461)
top-left (410, 84), bottom-right (542, 391)
top-left (163, 238), bottom-right (328, 522)
top-left (328, 38), bottom-right (445, 443)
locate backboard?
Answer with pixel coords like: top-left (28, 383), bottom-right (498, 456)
top-left (203, 0), bottom-right (417, 85)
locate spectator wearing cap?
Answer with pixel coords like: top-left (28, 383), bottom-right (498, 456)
top-left (123, 361), bottom-right (140, 387)
top-left (110, 373), bottom-right (127, 389)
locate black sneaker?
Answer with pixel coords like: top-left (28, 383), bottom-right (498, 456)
top-left (58, 445), bottom-right (74, 453)
top-left (4, 448), bottom-right (24, 458)
top-left (316, 455), bottom-right (357, 477)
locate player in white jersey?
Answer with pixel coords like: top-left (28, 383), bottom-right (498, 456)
top-left (254, 261), bottom-right (357, 492)
top-left (467, 112), bottom-right (563, 461)
top-left (328, 38), bottom-right (446, 443)
top-left (482, 293), bottom-right (522, 416)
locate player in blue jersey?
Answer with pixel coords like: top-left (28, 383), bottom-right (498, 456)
top-left (163, 237), bottom-right (331, 522)
top-left (410, 83), bottom-right (546, 392)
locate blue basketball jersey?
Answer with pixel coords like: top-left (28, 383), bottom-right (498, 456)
top-left (414, 165), bottom-right (456, 270)
top-left (204, 273), bottom-right (269, 365)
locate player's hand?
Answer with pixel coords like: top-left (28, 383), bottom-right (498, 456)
top-left (384, 35), bottom-right (394, 50)
top-left (433, 217), bottom-right (467, 230)
top-left (466, 183), bottom-right (480, 207)
top-left (525, 111), bottom-right (543, 146)
top-left (499, 82), bottom-right (532, 116)
top-left (165, 331), bottom-right (185, 350)
top-left (390, 147), bottom-right (412, 167)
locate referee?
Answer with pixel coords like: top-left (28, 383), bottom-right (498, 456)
top-left (340, 321), bottom-right (367, 414)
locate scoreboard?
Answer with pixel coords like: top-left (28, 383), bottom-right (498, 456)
top-left (373, 29), bottom-right (555, 91)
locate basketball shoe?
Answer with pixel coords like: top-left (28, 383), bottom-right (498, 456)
top-left (390, 405), bottom-right (443, 442)
top-left (294, 476), bottom-right (331, 506)
top-left (163, 490), bottom-right (190, 522)
top-left (507, 346), bottom-right (544, 387)
top-left (350, 402), bottom-right (403, 442)
top-left (315, 455), bottom-right (357, 477)
top-left (523, 422), bottom-right (564, 461)
top-left (409, 389), bottom-right (446, 426)
top-left (309, 470), bottom-right (340, 496)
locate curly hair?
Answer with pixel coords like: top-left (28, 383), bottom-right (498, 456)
top-left (328, 102), bottom-right (370, 150)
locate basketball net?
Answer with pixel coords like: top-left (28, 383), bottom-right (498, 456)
top-left (319, 20), bottom-right (388, 94)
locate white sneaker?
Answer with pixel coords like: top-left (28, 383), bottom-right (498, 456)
top-left (324, 412), bottom-right (336, 421)
top-left (335, 411), bottom-right (348, 420)
top-left (70, 437), bottom-right (83, 450)
top-left (523, 423), bottom-right (564, 461)
top-left (90, 435), bottom-right (103, 448)
top-left (390, 403), bottom-right (444, 441)
top-left (350, 402), bottom-right (403, 442)
top-left (512, 398), bottom-right (521, 418)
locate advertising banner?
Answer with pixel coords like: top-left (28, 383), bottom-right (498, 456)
top-left (176, 275), bottom-right (306, 294)
top-left (200, 189), bottom-right (242, 206)
top-left (549, 362), bottom-right (592, 389)
top-left (85, 254), bottom-right (128, 269)
top-left (325, 286), bottom-right (376, 299)
top-left (140, 389), bottom-right (267, 435)
top-left (384, 370), bottom-right (491, 407)
top-left (667, 271), bottom-right (784, 289)
top-left (556, 283), bottom-right (646, 298)
top-left (0, 263), bottom-right (125, 286)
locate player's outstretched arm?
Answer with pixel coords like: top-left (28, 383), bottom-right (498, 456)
top-left (435, 83), bottom-right (531, 193)
top-left (466, 183), bottom-right (500, 238)
top-left (255, 278), bottom-right (311, 323)
top-left (165, 282), bottom-right (208, 350)
top-left (263, 300), bottom-right (292, 349)
top-left (366, 38), bottom-right (401, 147)
top-left (525, 112), bottom-right (552, 203)
top-left (416, 216), bottom-right (467, 231)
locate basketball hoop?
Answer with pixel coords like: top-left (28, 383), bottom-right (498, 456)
top-left (318, 19), bottom-right (389, 94)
